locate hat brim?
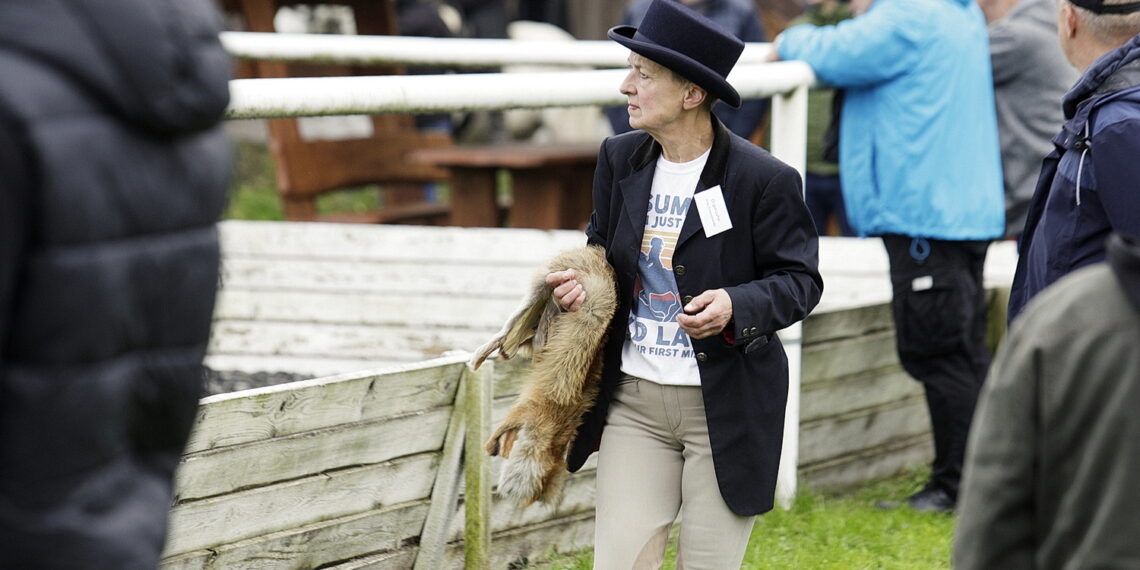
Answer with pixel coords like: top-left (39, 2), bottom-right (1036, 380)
top-left (608, 25), bottom-right (742, 108)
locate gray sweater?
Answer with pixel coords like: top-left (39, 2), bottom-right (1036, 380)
top-left (989, 0), bottom-right (1077, 238)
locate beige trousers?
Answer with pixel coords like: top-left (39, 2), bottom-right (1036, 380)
top-left (593, 377), bottom-right (756, 570)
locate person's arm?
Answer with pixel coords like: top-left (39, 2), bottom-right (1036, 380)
top-left (1091, 119), bottom-right (1140, 237)
top-left (953, 318), bottom-right (1040, 569)
top-left (0, 112), bottom-right (31, 356)
top-left (776, 1), bottom-right (922, 88)
top-left (987, 18), bottom-right (1030, 87)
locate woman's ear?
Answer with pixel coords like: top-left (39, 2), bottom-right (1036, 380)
top-left (682, 83), bottom-right (709, 111)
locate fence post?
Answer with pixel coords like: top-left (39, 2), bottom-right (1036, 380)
top-left (769, 83), bottom-right (810, 510)
top-left (464, 360), bottom-right (493, 569)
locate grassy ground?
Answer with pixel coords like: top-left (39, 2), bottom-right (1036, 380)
top-left (533, 469), bottom-right (953, 570)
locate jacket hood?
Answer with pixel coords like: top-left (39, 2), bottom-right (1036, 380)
top-left (0, 0), bottom-right (231, 134)
top-left (1063, 33), bottom-right (1140, 118)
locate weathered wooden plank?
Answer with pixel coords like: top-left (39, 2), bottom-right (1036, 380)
top-left (219, 220), bottom-right (585, 262)
top-left (160, 501), bottom-right (428, 570)
top-left (321, 548), bottom-right (419, 570)
top-left (204, 354), bottom-right (408, 378)
top-left (802, 301), bottom-right (894, 346)
top-left (817, 236), bottom-right (890, 275)
top-left (164, 454), bottom-right (439, 556)
top-left (801, 330), bottom-right (900, 384)
top-left (446, 468), bottom-right (598, 541)
top-left (443, 511), bottom-right (596, 570)
top-left (185, 358), bottom-right (464, 453)
top-left (799, 396), bottom-right (931, 466)
top-left (176, 408), bottom-right (450, 501)
top-left (800, 434), bottom-right (933, 492)
top-left (220, 257), bottom-right (537, 297)
top-left (215, 289), bottom-right (521, 329)
top-left (414, 372), bottom-right (468, 570)
top-left (800, 369), bottom-right (921, 423)
top-left (208, 320), bottom-right (491, 360)
top-left (814, 276), bottom-right (893, 313)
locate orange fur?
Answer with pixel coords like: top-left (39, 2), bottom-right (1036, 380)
top-left (469, 245), bottom-right (617, 506)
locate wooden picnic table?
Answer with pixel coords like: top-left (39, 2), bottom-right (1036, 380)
top-left (409, 142), bottom-right (599, 230)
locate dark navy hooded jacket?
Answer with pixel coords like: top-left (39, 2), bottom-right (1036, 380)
top-left (1009, 34), bottom-right (1140, 322)
top-left (0, 0), bottom-right (231, 567)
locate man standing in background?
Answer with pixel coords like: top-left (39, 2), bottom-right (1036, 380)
top-left (1007, 0), bottom-right (1140, 322)
top-left (980, 0), bottom-right (1078, 239)
top-left (772, 0), bottom-right (1005, 512)
top-left (0, 0), bottom-right (232, 567)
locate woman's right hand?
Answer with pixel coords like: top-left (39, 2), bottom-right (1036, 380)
top-left (545, 269), bottom-right (586, 312)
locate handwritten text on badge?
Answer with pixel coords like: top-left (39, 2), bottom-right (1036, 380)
top-left (694, 185), bottom-right (732, 238)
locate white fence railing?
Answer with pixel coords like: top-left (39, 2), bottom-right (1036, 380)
top-left (220, 30), bottom-right (776, 68)
top-left (220, 32), bottom-right (815, 509)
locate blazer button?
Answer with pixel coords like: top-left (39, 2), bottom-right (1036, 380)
top-left (682, 295), bottom-right (693, 305)
top-left (674, 265), bottom-right (686, 276)
top-left (696, 352), bottom-right (708, 362)
top-left (749, 327), bottom-right (758, 335)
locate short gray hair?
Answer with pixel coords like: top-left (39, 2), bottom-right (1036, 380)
top-left (1073, 0), bottom-right (1140, 42)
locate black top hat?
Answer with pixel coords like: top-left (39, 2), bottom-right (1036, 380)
top-left (608, 0), bottom-right (745, 108)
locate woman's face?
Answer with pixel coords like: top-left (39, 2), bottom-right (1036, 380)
top-left (619, 53), bottom-right (688, 134)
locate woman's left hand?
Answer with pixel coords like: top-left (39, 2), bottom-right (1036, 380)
top-left (677, 289), bottom-right (733, 339)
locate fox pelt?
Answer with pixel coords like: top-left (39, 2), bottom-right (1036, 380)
top-left (468, 245), bottom-right (617, 507)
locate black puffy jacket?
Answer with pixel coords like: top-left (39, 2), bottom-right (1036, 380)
top-left (0, 1), bottom-right (231, 567)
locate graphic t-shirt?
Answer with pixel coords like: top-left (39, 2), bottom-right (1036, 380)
top-left (620, 148), bottom-right (710, 386)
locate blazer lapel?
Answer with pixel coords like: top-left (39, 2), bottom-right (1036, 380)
top-left (677, 117), bottom-right (734, 248)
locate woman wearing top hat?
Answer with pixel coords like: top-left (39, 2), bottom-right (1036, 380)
top-left (546, 0), bottom-right (823, 566)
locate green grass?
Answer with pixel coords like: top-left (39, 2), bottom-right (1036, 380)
top-left (225, 142), bottom-right (283, 221)
top-left (534, 469), bottom-right (953, 570)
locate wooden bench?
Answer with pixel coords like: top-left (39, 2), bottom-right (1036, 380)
top-left (409, 143), bottom-right (599, 230)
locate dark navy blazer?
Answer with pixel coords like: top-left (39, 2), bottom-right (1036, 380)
top-left (567, 117), bottom-right (823, 516)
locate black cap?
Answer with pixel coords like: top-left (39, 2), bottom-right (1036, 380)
top-left (1069, 0), bottom-right (1140, 14)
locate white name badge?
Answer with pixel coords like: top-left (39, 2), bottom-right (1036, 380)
top-left (694, 185), bottom-right (733, 238)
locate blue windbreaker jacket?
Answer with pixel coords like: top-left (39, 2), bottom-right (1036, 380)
top-left (1008, 35), bottom-right (1140, 322)
top-left (778, 0), bottom-right (1005, 240)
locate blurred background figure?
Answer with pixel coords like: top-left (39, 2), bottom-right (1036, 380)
top-left (603, 0), bottom-right (770, 140)
top-left (0, 0), bottom-right (232, 567)
top-left (979, 0), bottom-right (1077, 239)
top-left (955, 233), bottom-right (1140, 569)
top-left (792, 0), bottom-right (854, 236)
top-left (1007, 0), bottom-right (1140, 322)
top-left (445, 0), bottom-right (508, 38)
top-left (773, 0), bottom-right (1005, 513)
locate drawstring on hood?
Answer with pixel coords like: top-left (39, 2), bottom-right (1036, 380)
top-left (1075, 120), bottom-right (1090, 206)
